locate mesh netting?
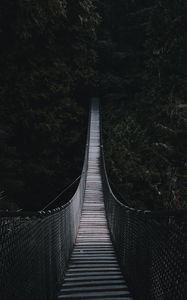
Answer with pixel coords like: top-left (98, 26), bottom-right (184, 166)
top-left (101, 144), bottom-right (187, 300)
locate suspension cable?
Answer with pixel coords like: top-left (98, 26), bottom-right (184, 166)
top-left (42, 175), bottom-right (81, 211)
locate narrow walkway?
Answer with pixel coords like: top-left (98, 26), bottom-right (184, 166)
top-left (57, 99), bottom-right (132, 299)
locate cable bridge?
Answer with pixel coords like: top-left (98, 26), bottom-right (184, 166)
top-left (0, 98), bottom-right (186, 300)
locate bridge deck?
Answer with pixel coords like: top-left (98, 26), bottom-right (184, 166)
top-left (57, 99), bottom-right (132, 299)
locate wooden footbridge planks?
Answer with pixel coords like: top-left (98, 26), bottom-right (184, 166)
top-left (57, 99), bottom-right (132, 299)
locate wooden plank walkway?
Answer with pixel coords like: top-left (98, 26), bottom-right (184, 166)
top-left (57, 99), bottom-right (132, 299)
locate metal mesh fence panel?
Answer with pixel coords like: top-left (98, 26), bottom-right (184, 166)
top-left (0, 180), bottom-right (87, 299)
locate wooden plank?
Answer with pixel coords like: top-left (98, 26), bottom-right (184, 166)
top-left (64, 275), bottom-right (124, 282)
top-left (60, 284), bottom-right (129, 293)
top-left (65, 271), bottom-right (122, 277)
top-left (62, 279), bottom-right (126, 287)
top-left (67, 267), bottom-right (120, 272)
top-left (58, 290), bottom-right (131, 298)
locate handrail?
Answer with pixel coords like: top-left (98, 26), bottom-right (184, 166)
top-left (99, 101), bottom-right (187, 300)
top-left (42, 175), bottom-right (81, 211)
top-left (0, 101), bottom-right (91, 300)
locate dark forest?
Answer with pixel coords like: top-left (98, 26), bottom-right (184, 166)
top-left (0, 0), bottom-right (186, 211)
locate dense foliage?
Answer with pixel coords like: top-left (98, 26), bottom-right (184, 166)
top-left (0, 0), bottom-right (186, 211)
top-left (99, 0), bottom-right (187, 209)
top-left (0, 0), bottom-right (99, 210)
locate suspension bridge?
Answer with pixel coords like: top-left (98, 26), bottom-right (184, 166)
top-left (0, 98), bottom-right (186, 300)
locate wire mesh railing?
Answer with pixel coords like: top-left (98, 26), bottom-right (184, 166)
top-left (100, 120), bottom-right (187, 299)
top-left (0, 111), bottom-right (90, 300)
